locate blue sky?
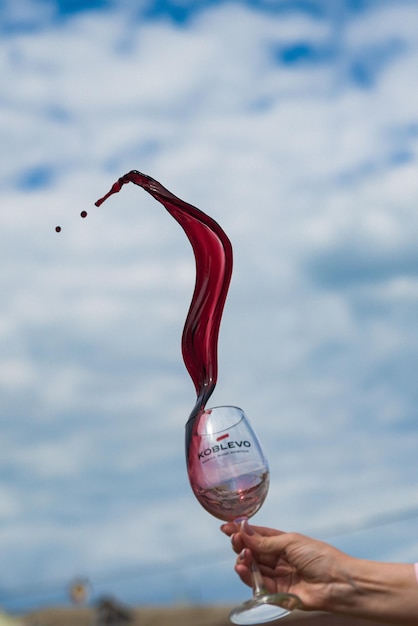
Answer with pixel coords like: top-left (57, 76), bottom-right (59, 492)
top-left (1, 0), bottom-right (418, 615)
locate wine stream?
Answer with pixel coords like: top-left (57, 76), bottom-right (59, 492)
top-left (95, 171), bottom-right (233, 448)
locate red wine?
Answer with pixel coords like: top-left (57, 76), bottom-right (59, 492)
top-left (95, 171), bottom-right (233, 419)
top-left (55, 211), bottom-right (87, 233)
top-left (194, 471), bottom-right (269, 522)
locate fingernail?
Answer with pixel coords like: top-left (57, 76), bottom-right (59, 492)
top-left (230, 533), bottom-right (236, 544)
top-left (241, 520), bottom-right (254, 535)
top-left (238, 549), bottom-right (246, 561)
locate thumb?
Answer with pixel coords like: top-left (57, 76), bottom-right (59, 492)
top-left (239, 520), bottom-right (289, 556)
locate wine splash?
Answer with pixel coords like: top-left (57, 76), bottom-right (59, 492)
top-left (95, 170), bottom-right (233, 429)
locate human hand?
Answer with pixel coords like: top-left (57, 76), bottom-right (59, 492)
top-left (221, 521), bottom-right (353, 613)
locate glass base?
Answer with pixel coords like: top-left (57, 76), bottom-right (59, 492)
top-left (229, 592), bottom-right (302, 625)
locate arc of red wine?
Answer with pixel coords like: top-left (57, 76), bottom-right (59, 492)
top-left (95, 171), bottom-right (233, 419)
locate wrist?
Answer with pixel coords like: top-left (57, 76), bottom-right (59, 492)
top-left (320, 553), bottom-right (361, 614)
top-left (327, 557), bottom-right (418, 624)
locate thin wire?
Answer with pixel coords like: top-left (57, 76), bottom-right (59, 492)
top-left (2, 503), bottom-right (418, 606)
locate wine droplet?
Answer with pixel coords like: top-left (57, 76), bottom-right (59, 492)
top-left (80, 211), bottom-right (88, 218)
top-left (55, 226), bottom-right (61, 233)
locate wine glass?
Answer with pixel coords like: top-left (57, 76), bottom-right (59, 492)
top-left (186, 405), bottom-right (301, 624)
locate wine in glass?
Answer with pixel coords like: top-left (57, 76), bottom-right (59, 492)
top-left (186, 405), bottom-right (301, 624)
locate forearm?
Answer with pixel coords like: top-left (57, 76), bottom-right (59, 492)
top-left (326, 558), bottom-right (418, 625)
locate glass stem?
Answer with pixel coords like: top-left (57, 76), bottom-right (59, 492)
top-left (234, 517), bottom-right (268, 599)
top-left (250, 558), bottom-right (268, 598)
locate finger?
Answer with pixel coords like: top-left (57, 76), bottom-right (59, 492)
top-left (235, 559), bottom-right (279, 595)
top-left (260, 559), bottom-right (293, 578)
top-left (236, 549), bottom-right (277, 583)
top-left (220, 522), bottom-right (239, 536)
top-left (237, 547), bottom-right (252, 565)
top-left (234, 549), bottom-right (253, 588)
top-left (243, 524), bottom-right (287, 538)
top-left (231, 533), bottom-right (245, 554)
top-left (222, 522), bottom-right (286, 539)
top-left (234, 562), bottom-right (253, 588)
top-left (219, 526), bottom-right (245, 554)
top-left (239, 521), bottom-right (290, 555)
top-left (238, 524), bottom-right (297, 572)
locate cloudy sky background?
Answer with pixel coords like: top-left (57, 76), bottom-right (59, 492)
top-left (1, 0), bottom-right (418, 613)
